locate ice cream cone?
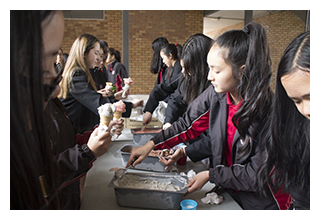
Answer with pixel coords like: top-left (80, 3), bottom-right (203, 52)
top-left (105, 82), bottom-right (113, 88)
top-left (100, 115), bottom-right (113, 126)
top-left (114, 111), bottom-right (122, 120)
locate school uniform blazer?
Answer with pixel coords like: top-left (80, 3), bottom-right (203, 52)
top-left (90, 67), bottom-right (107, 90)
top-left (151, 85), bottom-right (285, 209)
top-left (46, 98), bottom-right (96, 209)
top-left (60, 68), bottom-right (132, 134)
top-left (154, 64), bottom-right (168, 85)
top-left (164, 78), bottom-right (211, 124)
top-left (107, 60), bottom-right (129, 86)
top-left (144, 61), bottom-right (182, 114)
top-left (164, 78), bottom-right (187, 124)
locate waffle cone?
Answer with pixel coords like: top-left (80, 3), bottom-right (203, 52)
top-left (114, 111), bottom-right (122, 120)
top-left (100, 115), bottom-right (113, 126)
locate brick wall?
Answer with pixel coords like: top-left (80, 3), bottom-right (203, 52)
top-left (62, 10), bottom-right (305, 93)
top-left (62, 10), bottom-right (122, 56)
top-left (205, 11), bottom-right (305, 90)
top-left (128, 10), bottom-right (204, 94)
top-left (61, 10), bottom-right (203, 94)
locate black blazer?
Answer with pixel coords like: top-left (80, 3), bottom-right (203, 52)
top-left (144, 61), bottom-right (182, 114)
top-left (60, 68), bottom-right (132, 134)
top-left (152, 85), bottom-right (287, 209)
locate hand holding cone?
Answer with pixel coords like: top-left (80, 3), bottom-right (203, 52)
top-left (113, 100), bottom-right (126, 120)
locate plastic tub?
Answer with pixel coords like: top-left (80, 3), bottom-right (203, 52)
top-left (180, 199), bottom-right (198, 210)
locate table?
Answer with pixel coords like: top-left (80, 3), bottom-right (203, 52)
top-left (80, 138), bottom-right (242, 210)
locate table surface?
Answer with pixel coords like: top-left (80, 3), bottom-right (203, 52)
top-left (80, 138), bottom-right (242, 210)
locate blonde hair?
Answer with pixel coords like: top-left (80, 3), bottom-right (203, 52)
top-left (59, 34), bottom-right (98, 99)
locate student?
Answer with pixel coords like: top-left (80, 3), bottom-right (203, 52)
top-left (256, 32), bottom-right (310, 210)
top-left (10, 10), bottom-right (117, 209)
top-left (162, 34), bottom-right (212, 130)
top-left (98, 40), bottom-right (109, 72)
top-left (143, 43), bottom-right (182, 126)
top-left (89, 40), bottom-right (109, 92)
top-left (55, 48), bottom-right (64, 73)
top-left (128, 22), bottom-right (291, 210)
top-left (59, 34), bottom-right (142, 136)
top-left (106, 48), bottom-right (129, 91)
top-left (150, 37), bottom-right (169, 85)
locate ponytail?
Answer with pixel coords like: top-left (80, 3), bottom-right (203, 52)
top-left (161, 43), bottom-right (181, 60)
top-left (215, 22), bottom-right (273, 157)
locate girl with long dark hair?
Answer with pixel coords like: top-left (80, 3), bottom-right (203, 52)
top-left (10, 10), bottom-right (121, 210)
top-left (127, 22), bottom-right (290, 209)
top-left (143, 43), bottom-right (182, 126)
top-left (150, 37), bottom-right (169, 85)
top-left (162, 33), bottom-right (212, 129)
top-left (256, 32), bottom-right (310, 210)
top-left (106, 48), bottom-right (129, 91)
top-left (11, 10), bottom-right (68, 210)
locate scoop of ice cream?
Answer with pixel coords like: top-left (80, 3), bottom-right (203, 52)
top-left (114, 100), bottom-right (126, 113)
top-left (105, 82), bottom-right (113, 89)
top-left (97, 103), bottom-right (116, 116)
top-left (123, 77), bottom-right (134, 85)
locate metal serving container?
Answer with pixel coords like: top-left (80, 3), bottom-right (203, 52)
top-left (108, 172), bottom-right (188, 209)
top-left (131, 128), bottom-right (162, 146)
top-left (120, 144), bottom-right (167, 172)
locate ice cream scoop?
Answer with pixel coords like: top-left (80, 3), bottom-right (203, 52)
top-left (122, 77), bottom-right (134, 98)
top-left (114, 157), bottom-right (136, 180)
top-left (97, 103), bottom-right (117, 137)
top-left (105, 82), bottom-right (113, 90)
top-left (113, 100), bottom-right (126, 120)
top-left (98, 103), bottom-right (116, 126)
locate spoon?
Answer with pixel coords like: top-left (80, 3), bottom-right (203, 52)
top-left (115, 158), bottom-right (136, 180)
top-left (141, 124), bottom-right (147, 132)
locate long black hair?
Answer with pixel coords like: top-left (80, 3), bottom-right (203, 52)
top-left (180, 33), bottom-right (212, 104)
top-left (160, 43), bottom-right (181, 61)
top-left (160, 43), bottom-right (182, 80)
top-left (109, 48), bottom-right (121, 62)
top-left (215, 22), bottom-right (273, 158)
top-left (10, 10), bottom-right (59, 209)
top-left (150, 37), bottom-right (168, 74)
top-left (256, 32), bottom-right (310, 195)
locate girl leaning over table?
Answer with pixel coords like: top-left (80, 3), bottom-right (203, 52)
top-left (127, 22), bottom-right (291, 210)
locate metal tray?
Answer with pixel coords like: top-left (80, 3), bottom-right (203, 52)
top-left (120, 144), bottom-right (168, 172)
top-left (108, 172), bottom-right (188, 209)
top-left (131, 128), bottom-right (161, 146)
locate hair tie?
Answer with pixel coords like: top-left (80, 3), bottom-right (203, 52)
top-left (243, 26), bottom-right (250, 35)
top-left (175, 43), bottom-right (177, 47)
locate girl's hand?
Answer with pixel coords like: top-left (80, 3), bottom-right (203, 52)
top-left (162, 122), bottom-right (172, 130)
top-left (114, 90), bottom-right (124, 100)
top-left (132, 99), bottom-right (144, 108)
top-left (186, 171), bottom-right (210, 193)
top-left (97, 88), bottom-right (111, 97)
top-left (87, 125), bottom-right (111, 157)
top-left (126, 141), bottom-right (155, 168)
top-left (111, 118), bottom-right (124, 136)
top-left (143, 111), bottom-right (152, 125)
top-left (159, 147), bottom-right (185, 170)
top-left (87, 120), bottom-right (123, 157)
